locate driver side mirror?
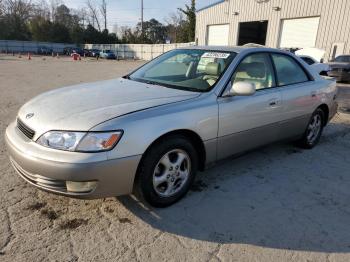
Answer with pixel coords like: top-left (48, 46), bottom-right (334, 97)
top-left (226, 81), bottom-right (256, 96)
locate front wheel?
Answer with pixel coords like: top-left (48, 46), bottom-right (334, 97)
top-left (136, 136), bottom-right (198, 207)
top-left (297, 108), bottom-right (324, 149)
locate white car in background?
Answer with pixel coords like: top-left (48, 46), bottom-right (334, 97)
top-left (296, 48), bottom-right (330, 76)
top-left (298, 55), bottom-right (330, 76)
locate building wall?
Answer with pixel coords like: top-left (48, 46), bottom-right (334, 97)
top-left (196, 0), bottom-right (350, 60)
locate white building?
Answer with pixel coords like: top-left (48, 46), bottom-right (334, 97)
top-left (196, 0), bottom-right (350, 60)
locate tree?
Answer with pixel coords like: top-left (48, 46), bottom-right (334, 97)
top-left (0, 0), bottom-right (33, 40)
top-left (134, 18), bottom-right (166, 44)
top-left (165, 11), bottom-right (184, 43)
top-left (99, 0), bottom-right (107, 31)
top-left (86, 0), bottom-right (101, 31)
top-left (0, 0), bottom-right (119, 43)
top-left (178, 0), bottom-right (196, 42)
top-left (30, 15), bottom-right (53, 41)
top-left (54, 4), bottom-right (71, 27)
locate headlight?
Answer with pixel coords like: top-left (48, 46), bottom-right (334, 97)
top-left (37, 131), bottom-right (123, 152)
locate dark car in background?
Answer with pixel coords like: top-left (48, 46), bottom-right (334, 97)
top-left (37, 46), bottom-right (53, 55)
top-left (63, 47), bottom-right (84, 56)
top-left (328, 55), bottom-right (350, 82)
top-left (88, 49), bottom-right (101, 57)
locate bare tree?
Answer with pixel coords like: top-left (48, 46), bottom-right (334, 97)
top-left (3, 0), bottom-right (34, 19)
top-left (86, 0), bottom-right (101, 31)
top-left (0, 0), bottom-right (5, 15)
top-left (99, 0), bottom-right (106, 31)
top-left (49, 0), bottom-right (62, 22)
top-left (165, 11), bottom-right (184, 42)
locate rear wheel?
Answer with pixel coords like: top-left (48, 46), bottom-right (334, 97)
top-left (297, 108), bottom-right (324, 149)
top-left (136, 136), bottom-right (198, 207)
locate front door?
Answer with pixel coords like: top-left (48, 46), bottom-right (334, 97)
top-left (217, 53), bottom-right (283, 160)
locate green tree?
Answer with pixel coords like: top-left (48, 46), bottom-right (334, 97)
top-left (178, 0), bottom-right (196, 42)
top-left (30, 16), bottom-right (53, 41)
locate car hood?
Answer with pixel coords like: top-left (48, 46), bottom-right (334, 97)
top-left (18, 78), bottom-right (200, 136)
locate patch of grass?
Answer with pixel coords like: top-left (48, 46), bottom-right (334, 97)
top-left (59, 219), bottom-right (88, 230)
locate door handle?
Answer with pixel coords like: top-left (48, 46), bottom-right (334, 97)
top-left (311, 91), bottom-right (317, 98)
top-left (268, 98), bottom-right (279, 107)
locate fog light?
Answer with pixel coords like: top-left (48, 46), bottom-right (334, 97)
top-left (66, 181), bottom-right (97, 193)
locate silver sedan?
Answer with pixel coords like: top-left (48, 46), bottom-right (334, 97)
top-left (5, 46), bottom-right (338, 207)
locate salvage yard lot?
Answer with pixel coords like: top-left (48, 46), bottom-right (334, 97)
top-left (1, 55), bottom-right (350, 262)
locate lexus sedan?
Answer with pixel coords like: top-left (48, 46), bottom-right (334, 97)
top-left (5, 46), bottom-right (338, 207)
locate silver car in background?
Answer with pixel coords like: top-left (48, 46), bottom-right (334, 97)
top-left (5, 46), bottom-right (338, 207)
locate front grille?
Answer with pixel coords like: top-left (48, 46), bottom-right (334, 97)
top-left (17, 118), bottom-right (35, 139)
top-left (10, 158), bottom-right (67, 192)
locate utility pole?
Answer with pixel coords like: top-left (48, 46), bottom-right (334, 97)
top-left (141, 0), bottom-right (144, 42)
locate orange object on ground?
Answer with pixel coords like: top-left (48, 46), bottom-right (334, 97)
top-left (72, 53), bottom-right (80, 61)
top-left (27, 53), bottom-right (31, 60)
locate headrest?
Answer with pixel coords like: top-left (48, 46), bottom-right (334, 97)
top-left (205, 62), bottom-right (221, 76)
top-left (237, 62), bottom-right (266, 78)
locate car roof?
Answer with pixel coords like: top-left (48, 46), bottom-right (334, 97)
top-left (177, 45), bottom-right (281, 54)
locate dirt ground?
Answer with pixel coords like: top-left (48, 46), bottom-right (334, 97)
top-left (1, 55), bottom-right (350, 262)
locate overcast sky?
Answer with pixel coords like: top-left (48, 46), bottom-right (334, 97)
top-left (63, 0), bottom-right (218, 31)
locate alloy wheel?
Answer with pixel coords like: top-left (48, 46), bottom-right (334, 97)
top-left (306, 114), bottom-right (322, 144)
top-left (152, 149), bottom-right (191, 197)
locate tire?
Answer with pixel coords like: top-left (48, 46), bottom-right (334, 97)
top-left (297, 108), bottom-right (325, 149)
top-left (136, 135), bottom-right (198, 208)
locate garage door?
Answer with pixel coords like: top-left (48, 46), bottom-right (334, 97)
top-left (279, 17), bottom-right (320, 48)
top-left (207, 24), bottom-right (229, 46)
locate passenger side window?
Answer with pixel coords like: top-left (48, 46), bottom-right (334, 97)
top-left (272, 54), bottom-right (309, 86)
top-left (231, 53), bottom-right (275, 90)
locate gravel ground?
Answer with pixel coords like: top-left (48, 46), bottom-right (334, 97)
top-left (1, 55), bottom-right (350, 262)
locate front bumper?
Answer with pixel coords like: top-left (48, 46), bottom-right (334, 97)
top-left (5, 121), bottom-right (142, 199)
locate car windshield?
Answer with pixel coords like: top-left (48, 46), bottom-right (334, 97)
top-left (128, 49), bottom-right (236, 92)
top-left (335, 56), bottom-right (350, 63)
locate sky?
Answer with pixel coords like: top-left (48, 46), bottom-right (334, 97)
top-left (63, 0), bottom-right (219, 31)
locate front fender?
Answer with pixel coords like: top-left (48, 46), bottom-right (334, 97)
top-left (91, 93), bottom-right (219, 160)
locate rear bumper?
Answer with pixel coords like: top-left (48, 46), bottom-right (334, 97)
top-left (5, 122), bottom-right (142, 199)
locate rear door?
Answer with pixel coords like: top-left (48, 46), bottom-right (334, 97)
top-left (217, 53), bottom-right (283, 160)
top-left (270, 53), bottom-right (319, 139)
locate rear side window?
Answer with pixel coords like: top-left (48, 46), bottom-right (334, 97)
top-left (272, 54), bottom-right (309, 86)
top-left (301, 57), bottom-right (315, 65)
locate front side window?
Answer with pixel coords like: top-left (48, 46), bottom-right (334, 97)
top-left (272, 54), bottom-right (309, 86)
top-left (129, 49), bottom-right (236, 92)
top-left (231, 53), bottom-right (275, 90)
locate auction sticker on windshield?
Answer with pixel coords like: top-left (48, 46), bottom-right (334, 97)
top-left (202, 52), bottom-right (231, 59)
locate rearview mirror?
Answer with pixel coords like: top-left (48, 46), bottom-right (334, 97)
top-left (227, 81), bottom-right (256, 96)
